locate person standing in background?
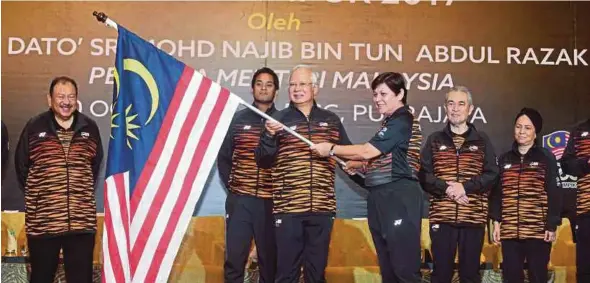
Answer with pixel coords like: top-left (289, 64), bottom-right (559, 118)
top-left (490, 108), bottom-right (562, 283)
top-left (560, 118), bottom-right (590, 283)
top-left (15, 76), bottom-right (103, 283)
top-left (419, 86), bottom-right (498, 283)
top-left (218, 67), bottom-right (280, 283)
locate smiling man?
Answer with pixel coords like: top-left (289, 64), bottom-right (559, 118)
top-left (15, 76), bottom-right (103, 283)
top-left (418, 86), bottom-right (498, 283)
top-left (256, 65), bottom-right (351, 283)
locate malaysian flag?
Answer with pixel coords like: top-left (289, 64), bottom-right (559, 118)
top-left (102, 25), bottom-right (241, 283)
top-left (542, 130), bottom-right (570, 160)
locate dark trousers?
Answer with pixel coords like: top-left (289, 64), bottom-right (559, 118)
top-left (501, 239), bottom-right (551, 283)
top-left (27, 232), bottom-right (96, 283)
top-left (224, 193), bottom-right (276, 283)
top-left (562, 188), bottom-right (577, 243)
top-left (274, 213), bottom-right (334, 283)
top-left (430, 224), bottom-right (485, 283)
top-left (367, 180), bottom-right (423, 283)
top-left (576, 216), bottom-right (590, 283)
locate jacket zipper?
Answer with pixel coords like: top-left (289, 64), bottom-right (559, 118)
top-left (255, 118), bottom-right (263, 197)
top-left (65, 136), bottom-right (72, 231)
top-left (57, 130), bottom-right (73, 232)
top-left (308, 117), bottom-right (313, 212)
top-left (517, 156), bottom-right (523, 239)
top-left (455, 147), bottom-right (460, 223)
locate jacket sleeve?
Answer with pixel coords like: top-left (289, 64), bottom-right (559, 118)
top-left (560, 128), bottom-right (590, 178)
top-left (255, 112), bottom-right (282, 169)
top-left (544, 149), bottom-right (563, 232)
top-left (14, 120), bottom-right (31, 193)
top-left (489, 160), bottom-right (503, 222)
top-left (418, 134), bottom-right (448, 197)
top-left (217, 118), bottom-right (235, 190)
top-left (464, 133), bottom-right (500, 194)
top-left (255, 131), bottom-right (279, 169)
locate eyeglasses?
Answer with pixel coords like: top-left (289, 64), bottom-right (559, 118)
top-left (288, 82), bottom-right (314, 89)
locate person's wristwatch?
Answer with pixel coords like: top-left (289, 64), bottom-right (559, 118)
top-left (329, 144), bottom-right (336, 156)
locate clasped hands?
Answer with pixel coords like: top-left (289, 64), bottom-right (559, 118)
top-left (446, 181), bottom-right (469, 205)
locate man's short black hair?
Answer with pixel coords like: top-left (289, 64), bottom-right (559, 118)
top-left (49, 76), bottom-right (78, 96)
top-left (251, 67), bottom-right (279, 90)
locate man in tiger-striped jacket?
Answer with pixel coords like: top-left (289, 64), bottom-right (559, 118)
top-left (419, 86), bottom-right (498, 283)
top-left (15, 76), bottom-right (103, 283)
top-left (560, 118), bottom-right (590, 283)
top-left (217, 67), bottom-right (279, 283)
top-left (256, 65), bottom-right (351, 283)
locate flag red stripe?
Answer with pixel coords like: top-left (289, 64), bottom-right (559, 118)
top-left (130, 67), bottom-right (194, 219)
top-left (104, 175), bottom-right (127, 282)
top-left (144, 87), bottom-right (231, 282)
top-left (130, 76), bottom-right (213, 276)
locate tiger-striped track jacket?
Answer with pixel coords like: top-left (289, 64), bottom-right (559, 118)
top-left (15, 110), bottom-right (103, 237)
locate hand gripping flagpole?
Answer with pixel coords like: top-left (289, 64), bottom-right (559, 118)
top-left (93, 11), bottom-right (118, 30)
top-left (92, 11), bottom-right (363, 178)
top-left (236, 98), bottom-right (365, 178)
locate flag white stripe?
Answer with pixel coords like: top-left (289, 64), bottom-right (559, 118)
top-left (122, 172), bottom-right (132, 282)
top-left (105, 174), bottom-right (132, 282)
top-left (155, 94), bottom-right (241, 282)
top-left (102, 221), bottom-right (116, 283)
top-left (132, 76), bottom-right (222, 283)
top-left (130, 72), bottom-right (203, 246)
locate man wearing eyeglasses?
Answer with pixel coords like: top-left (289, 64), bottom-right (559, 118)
top-left (218, 67), bottom-right (279, 283)
top-left (418, 86), bottom-right (498, 283)
top-left (255, 65), bottom-right (351, 283)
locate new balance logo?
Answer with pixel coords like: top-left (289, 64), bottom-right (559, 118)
top-left (243, 125), bottom-right (251, 130)
top-left (38, 132), bottom-right (46, 138)
top-left (394, 219), bottom-right (402, 226)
